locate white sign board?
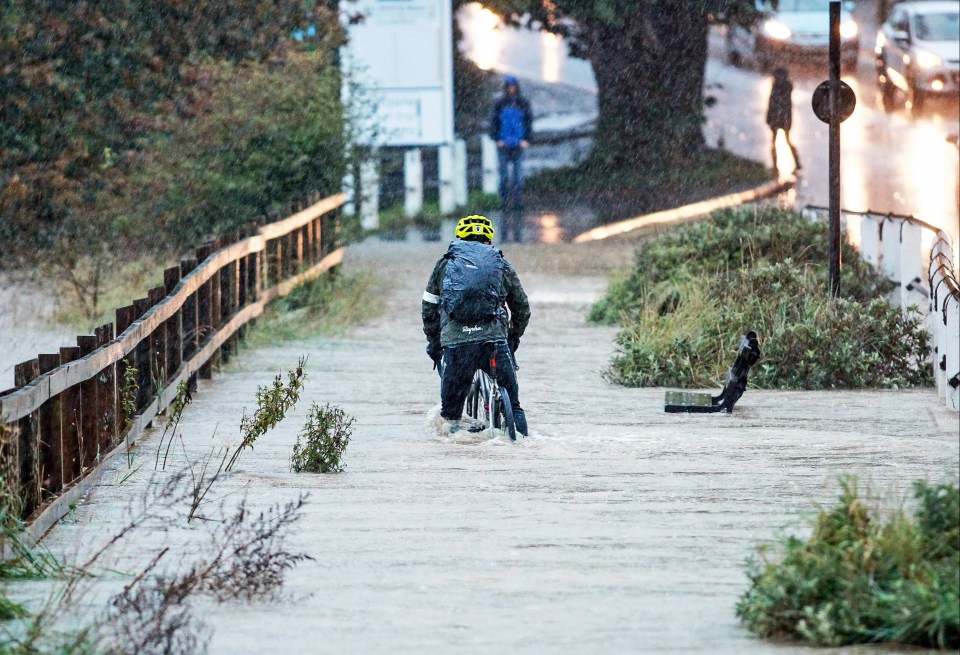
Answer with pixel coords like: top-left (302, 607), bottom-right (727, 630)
top-left (343, 0), bottom-right (454, 147)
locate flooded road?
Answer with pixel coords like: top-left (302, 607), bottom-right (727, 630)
top-left (458, 3), bottom-right (960, 248)
top-left (17, 238), bottom-right (959, 654)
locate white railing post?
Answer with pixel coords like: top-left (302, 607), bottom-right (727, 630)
top-left (359, 160), bottom-right (379, 230)
top-left (860, 213), bottom-right (881, 268)
top-left (946, 298), bottom-right (960, 411)
top-left (438, 143), bottom-right (455, 215)
top-left (481, 135), bottom-right (499, 195)
top-left (881, 218), bottom-right (903, 306)
top-left (453, 137), bottom-right (468, 208)
top-left (404, 149), bottom-right (423, 218)
top-left (900, 221), bottom-right (924, 311)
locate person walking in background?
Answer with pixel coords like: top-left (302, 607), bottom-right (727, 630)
top-left (766, 67), bottom-right (801, 174)
top-left (489, 75), bottom-right (532, 242)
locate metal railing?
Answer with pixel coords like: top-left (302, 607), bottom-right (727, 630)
top-left (804, 206), bottom-right (960, 411)
top-left (0, 192), bottom-right (345, 534)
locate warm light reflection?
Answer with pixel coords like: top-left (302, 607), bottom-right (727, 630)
top-left (541, 32), bottom-right (561, 83)
top-left (840, 79), bottom-right (868, 248)
top-left (774, 130), bottom-right (792, 180)
top-left (458, 3), bottom-right (502, 71)
top-left (539, 213), bottom-right (563, 243)
top-left (906, 123), bottom-right (955, 237)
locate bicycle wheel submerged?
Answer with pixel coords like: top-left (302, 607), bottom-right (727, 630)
top-left (493, 387), bottom-right (517, 441)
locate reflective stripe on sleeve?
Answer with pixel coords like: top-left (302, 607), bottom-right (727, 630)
top-left (422, 290), bottom-right (440, 304)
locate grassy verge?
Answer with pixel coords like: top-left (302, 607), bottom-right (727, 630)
top-left (376, 190), bottom-right (501, 234)
top-left (596, 207), bottom-right (931, 390)
top-left (45, 257), bottom-right (167, 332)
top-left (737, 477), bottom-right (959, 649)
top-left (242, 267), bottom-right (388, 347)
top-left (526, 148), bottom-right (770, 221)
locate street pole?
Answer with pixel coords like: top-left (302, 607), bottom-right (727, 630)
top-left (828, 1), bottom-right (842, 296)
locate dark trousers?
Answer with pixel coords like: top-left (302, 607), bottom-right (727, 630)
top-left (440, 340), bottom-right (520, 421)
top-left (498, 147), bottom-right (524, 210)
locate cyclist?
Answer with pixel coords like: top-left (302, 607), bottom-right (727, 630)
top-left (422, 215), bottom-right (531, 435)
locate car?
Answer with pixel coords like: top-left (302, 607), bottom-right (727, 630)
top-left (727, 0), bottom-right (860, 71)
top-left (875, 1), bottom-right (960, 112)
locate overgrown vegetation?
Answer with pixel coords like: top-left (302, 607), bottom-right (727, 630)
top-left (1, 4), bottom-right (350, 332)
top-left (225, 358), bottom-right (307, 471)
top-left (595, 207), bottom-right (931, 390)
top-left (291, 403), bottom-right (355, 474)
top-left (1, 357), bottom-right (316, 654)
top-left (244, 269), bottom-right (388, 347)
top-left (737, 477), bottom-right (960, 649)
top-left (526, 146), bottom-right (770, 220)
top-left (376, 191), bottom-right (502, 235)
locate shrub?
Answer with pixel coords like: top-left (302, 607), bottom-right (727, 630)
top-left (125, 52), bottom-right (345, 251)
top-left (591, 206), bottom-right (893, 325)
top-left (291, 403), bottom-right (354, 474)
top-left (736, 477), bottom-right (960, 649)
top-left (608, 260), bottom-right (931, 389)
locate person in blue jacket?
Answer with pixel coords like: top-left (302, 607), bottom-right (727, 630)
top-left (489, 75), bottom-right (533, 241)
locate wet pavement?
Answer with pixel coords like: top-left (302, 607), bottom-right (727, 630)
top-left (17, 237), bottom-right (959, 654)
top-left (458, 3), bottom-right (960, 247)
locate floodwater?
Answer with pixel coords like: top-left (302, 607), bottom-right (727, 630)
top-left (17, 238), bottom-right (959, 654)
top-left (0, 277), bottom-right (75, 390)
top-left (457, 3), bottom-right (960, 251)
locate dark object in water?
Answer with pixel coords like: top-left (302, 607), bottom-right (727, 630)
top-left (664, 331), bottom-right (761, 414)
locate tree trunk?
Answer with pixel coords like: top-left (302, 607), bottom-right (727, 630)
top-left (581, 5), bottom-right (709, 170)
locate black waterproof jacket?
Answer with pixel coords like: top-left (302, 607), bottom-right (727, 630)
top-left (422, 242), bottom-right (531, 349)
top-left (766, 78), bottom-right (793, 130)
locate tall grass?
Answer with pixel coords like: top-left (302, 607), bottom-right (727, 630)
top-left (737, 477), bottom-right (960, 649)
top-left (595, 207), bottom-right (930, 390)
top-left (242, 267), bottom-right (387, 347)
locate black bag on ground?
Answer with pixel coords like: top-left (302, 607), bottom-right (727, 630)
top-left (441, 240), bottom-right (506, 323)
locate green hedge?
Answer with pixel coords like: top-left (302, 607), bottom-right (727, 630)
top-left (737, 478), bottom-right (960, 649)
top-left (598, 208), bottom-right (931, 390)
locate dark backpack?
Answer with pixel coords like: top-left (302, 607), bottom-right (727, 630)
top-left (441, 240), bottom-right (506, 323)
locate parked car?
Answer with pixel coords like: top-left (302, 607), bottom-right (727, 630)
top-left (727, 0), bottom-right (860, 71)
top-left (875, 1), bottom-right (960, 111)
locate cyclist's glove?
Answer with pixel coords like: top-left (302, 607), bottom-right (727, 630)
top-left (426, 341), bottom-right (442, 368)
top-left (508, 336), bottom-right (520, 354)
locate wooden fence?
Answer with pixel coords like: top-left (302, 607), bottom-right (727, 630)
top-left (0, 192), bottom-right (345, 536)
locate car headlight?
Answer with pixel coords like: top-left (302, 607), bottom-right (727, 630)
top-left (763, 19), bottom-right (792, 41)
top-left (840, 20), bottom-right (858, 39)
top-left (914, 49), bottom-right (943, 68)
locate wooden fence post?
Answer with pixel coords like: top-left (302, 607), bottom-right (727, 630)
top-left (77, 335), bottom-right (100, 467)
top-left (115, 305), bottom-right (137, 438)
top-left (148, 286), bottom-right (167, 405)
top-left (95, 324), bottom-right (116, 451)
top-left (164, 266), bottom-right (183, 385)
top-left (13, 359), bottom-right (40, 516)
top-left (132, 297), bottom-right (152, 412)
top-left (58, 347), bottom-right (82, 483)
top-left (36, 353), bottom-right (63, 501)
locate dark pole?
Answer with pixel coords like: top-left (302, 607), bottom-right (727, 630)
top-left (828, 1), bottom-right (842, 296)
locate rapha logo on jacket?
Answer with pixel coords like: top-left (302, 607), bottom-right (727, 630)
top-left (462, 325), bottom-right (483, 334)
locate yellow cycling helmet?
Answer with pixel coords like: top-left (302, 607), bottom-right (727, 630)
top-left (455, 214), bottom-right (495, 241)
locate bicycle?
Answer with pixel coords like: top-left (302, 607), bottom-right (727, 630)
top-left (462, 343), bottom-right (518, 441)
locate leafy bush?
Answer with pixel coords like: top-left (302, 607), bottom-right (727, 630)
top-left (291, 403), bottom-right (354, 474)
top-left (245, 268), bottom-right (386, 346)
top-left (737, 477), bottom-right (960, 649)
top-left (609, 260), bottom-right (931, 389)
top-left (591, 207), bottom-right (893, 325)
top-left (594, 206), bottom-right (927, 390)
top-left (128, 53), bottom-right (345, 250)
